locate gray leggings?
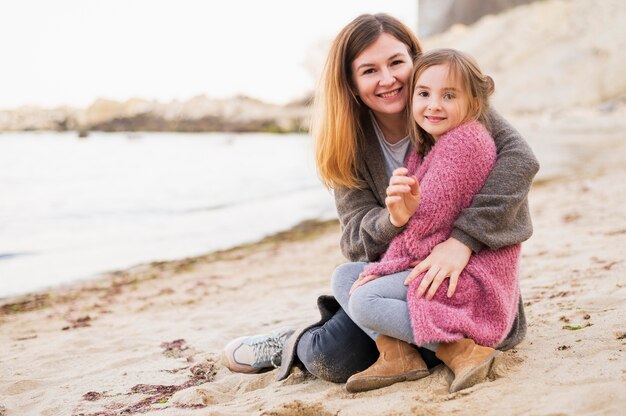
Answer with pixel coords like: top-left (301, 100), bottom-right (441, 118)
top-left (331, 262), bottom-right (437, 352)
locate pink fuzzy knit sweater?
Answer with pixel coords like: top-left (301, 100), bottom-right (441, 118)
top-left (362, 121), bottom-right (521, 348)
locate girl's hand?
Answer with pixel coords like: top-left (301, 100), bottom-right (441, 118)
top-left (403, 237), bottom-right (472, 299)
top-left (386, 167), bottom-right (420, 227)
top-left (349, 274), bottom-right (379, 295)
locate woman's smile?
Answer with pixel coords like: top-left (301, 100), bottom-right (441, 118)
top-left (378, 88), bottom-right (402, 99)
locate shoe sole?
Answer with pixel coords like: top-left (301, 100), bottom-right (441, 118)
top-left (345, 369), bottom-right (430, 393)
top-left (449, 350), bottom-right (501, 393)
top-left (221, 350), bottom-right (260, 374)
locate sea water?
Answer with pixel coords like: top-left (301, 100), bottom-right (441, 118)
top-left (0, 131), bottom-right (336, 297)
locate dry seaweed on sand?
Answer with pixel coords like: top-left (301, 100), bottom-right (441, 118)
top-left (77, 360), bottom-right (217, 415)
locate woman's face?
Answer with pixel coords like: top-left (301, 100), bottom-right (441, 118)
top-left (412, 64), bottom-right (471, 140)
top-left (350, 33), bottom-right (413, 118)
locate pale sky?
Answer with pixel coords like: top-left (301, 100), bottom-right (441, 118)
top-left (0, 0), bottom-right (418, 109)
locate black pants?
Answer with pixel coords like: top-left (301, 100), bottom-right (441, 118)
top-left (295, 307), bottom-right (441, 383)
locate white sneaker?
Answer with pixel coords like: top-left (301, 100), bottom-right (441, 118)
top-left (222, 327), bottom-right (295, 373)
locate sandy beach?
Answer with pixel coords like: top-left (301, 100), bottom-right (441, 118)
top-left (2, 0), bottom-right (626, 413)
top-left (1, 111), bottom-right (625, 415)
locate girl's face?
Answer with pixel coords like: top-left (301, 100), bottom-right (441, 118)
top-left (412, 64), bottom-right (472, 140)
top-left (351, 33), bottom-right (413, 118)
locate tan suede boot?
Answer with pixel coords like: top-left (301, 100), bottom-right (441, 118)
top-left (345, 335), bottom-right (430, 393)
top-left (435, 338), bottom-right (501, 393)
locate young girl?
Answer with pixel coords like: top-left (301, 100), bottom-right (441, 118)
top-left (338, 49), bottom-right (523, 393)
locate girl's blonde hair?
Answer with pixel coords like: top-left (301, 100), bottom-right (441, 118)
top-left (408, 48), bottom-right (495, 156)
top-left (313, 14), bottom-right (422, 189)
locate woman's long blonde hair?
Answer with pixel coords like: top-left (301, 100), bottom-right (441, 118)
top-left (313, 14), bottom-right (421, 189)
top-left (408, 49), bottom-right (495, 156)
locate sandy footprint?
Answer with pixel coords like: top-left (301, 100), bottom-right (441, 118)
top-left (168, 376), bottom-right (238, 408)
top-left (230, 370), bottom-right (277, 394)
top-left (170, 386), bottom-right (219, 407)
top-left (4, 379), bottom-right (42, 395)
top-left (489, 350), bottom-right (525, 380)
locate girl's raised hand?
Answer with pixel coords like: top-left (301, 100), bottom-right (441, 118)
top-left (403, 237), bottom-right (472, 299)
top-left (386, 167), bottom-right (420, 227)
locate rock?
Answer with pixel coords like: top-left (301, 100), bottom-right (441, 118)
top-left (419, 0), bottom-right (535, 37)
top-left (424, 0), bottom-right (626, 115)
top-left (0, 105), bottom-right (81, 131)
top-left (0, 95), bottom-right (311, 133)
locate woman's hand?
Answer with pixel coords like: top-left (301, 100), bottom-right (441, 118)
top-left (404, 237), bottom-right (472, 299)
top-left (349, 274), bottom-right (379, 295)
top-left (386, 167), bottom-right (420, 227)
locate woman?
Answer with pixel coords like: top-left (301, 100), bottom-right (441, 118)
top-left (222, 13), bottom-right (539, 384)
